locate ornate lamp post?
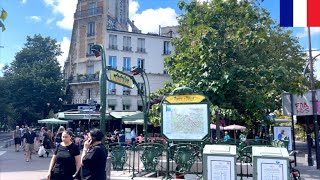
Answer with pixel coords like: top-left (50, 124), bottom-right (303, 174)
top-left (91, 44), bottom-right (107, 134)
top-left (131, 66), bottom-right (150, 140)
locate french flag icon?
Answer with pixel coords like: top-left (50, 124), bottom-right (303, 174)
top-left (280, 0), bottom-right (320, 27)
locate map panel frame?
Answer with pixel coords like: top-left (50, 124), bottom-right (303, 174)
top-left (161, 103), bottom-right (210, 141)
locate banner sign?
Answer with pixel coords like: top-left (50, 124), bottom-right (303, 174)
top-left (282, 90), bottom-right (320, 116)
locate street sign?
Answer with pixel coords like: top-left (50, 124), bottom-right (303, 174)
top-left (107, 68), bottom-right (133, 88)
top-left (165, 94), bottom-right (206, 103)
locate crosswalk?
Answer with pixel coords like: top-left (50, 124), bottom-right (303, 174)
top-left (0, 151), bottom-right (6, 156)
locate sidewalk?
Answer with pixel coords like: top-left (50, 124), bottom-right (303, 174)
top-left (0, 142), bottom-right (319, 180)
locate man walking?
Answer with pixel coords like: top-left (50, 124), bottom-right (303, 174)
top-left (12, 125), bottom-right (21, 152)
top-left (22, 126), bottom-right (37, 162)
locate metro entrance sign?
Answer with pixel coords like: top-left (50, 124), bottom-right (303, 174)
top-left (106, 67), bottom-right (134, 89)
top-left (161, 92), bottom-right (211, 141)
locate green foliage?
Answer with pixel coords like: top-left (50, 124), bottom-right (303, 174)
top-left (165, 0), bottom-right (308, 125)
top-left (2, 34), bottom-right (64, 125)
top-left (148, 82), bottom-right (176, 126)
top-left (0, 8), bottom-right (8, 32)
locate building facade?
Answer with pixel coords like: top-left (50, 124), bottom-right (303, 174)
top-left (64, 0), bottom-right (174, 113)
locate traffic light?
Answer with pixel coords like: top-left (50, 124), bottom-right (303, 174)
top-left (131, 66), bottom-right (142, 75)
top-left (92, 48), bottom-right (101, 57)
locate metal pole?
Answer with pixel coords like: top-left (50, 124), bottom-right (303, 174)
top-left (216, 109), bottom-right (221, 141)
top-left (308, 27), bottom-right (320, 169)
top-left (92, 44), bottom-right (107, 134)
top-left (306, 117), bottom-right (313, 166)
top-left (141, 72), bottom-right (149, 140)
top-left (290, 94), bottom-right (297, 166)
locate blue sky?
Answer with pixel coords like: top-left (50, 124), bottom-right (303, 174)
top-left (0, 0), bottom-right (319, 79)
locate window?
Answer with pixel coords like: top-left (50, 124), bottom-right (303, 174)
top-left (123, 105), bottom-right (130, 111)
top-left (137, 38), bottom-right (145, 53)
top-left (164, 41), bottom-right (171, 55)
top-left (86, 88), bottom-right (92, 100)
top-left (123, 36), bottom-right (131, 51)
top-left (88, 2), bottom-right (97, 16)
top-left (137, 83), bottom-right (145, 95)
top-left (109, 35), bottom-right (117, 50)
top-left (138, 58), bottom-right (144, 70)
top-left (137, 105), bottom-right (143, 111)
top-left (87, 43), bottom-right (94, 56)
top-left (87, 65), bottom-right (94, 75)
top-left (123, 87), bottom-right (131, 95)
top-left (87, 22), bottom-right (95, 37)
top-left (109, 56), bottom-right (117, 69)
top-left (108, 82), bottom-right (116, 95)
top-left (108, 106), bottom-right (115, 111)
top-left (123, 57), bottom-right (131, 71)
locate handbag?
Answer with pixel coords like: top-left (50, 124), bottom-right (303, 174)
top-left (74, 166), bottom-right (91, 180)
top-left (38, 145), bottom-right (46, 156)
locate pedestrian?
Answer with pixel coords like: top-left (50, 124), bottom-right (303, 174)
top-left (12, 125), bottom-right (21, 152)
top-left (47, 130), bottom-right (54, 154)
top-left (22, 126), bottom-right (37, 162)
top-left (54, 126), bottom-right (65, 146)
top-left (223, 131), bottom-right (230, 142)
top-left (75, 128), bottom-right (108, 180)
top-left (47, 130), bottom-right (81, 180)
top-left (131, 129), bottom-right (136, 145)
top-left (41, 127), bottom-right (50, 157)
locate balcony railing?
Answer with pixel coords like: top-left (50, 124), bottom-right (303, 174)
top-left (73, 74), bottom-right (99, 83)
top-left (108, 89), bottom-right (116, 95)
top-left (123, 90), bottom-right (131, 95)
top-left (87, 32), bottom-right (95, 37)
top-left (136, 48), bottom-right (146, 53)
top-left (74, 7), bottom-right (103, 19)
top-left (123, 46), bottom-right (132, 51)
top-left (109, 45), bottom-right (118, 50)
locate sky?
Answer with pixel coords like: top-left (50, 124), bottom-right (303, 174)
top-left (0, 0), bottom-right (319, 79)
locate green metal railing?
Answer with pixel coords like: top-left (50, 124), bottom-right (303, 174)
top-left (104, 138), bottom-right (293, 179)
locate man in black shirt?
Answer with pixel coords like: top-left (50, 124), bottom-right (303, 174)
top-left (22, 126), bottom-right (37, 162)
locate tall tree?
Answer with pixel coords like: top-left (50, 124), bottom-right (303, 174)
top-left (3, 34), bottom-right (64, 125)
top-left (165, 0), bottom-right (308, 124)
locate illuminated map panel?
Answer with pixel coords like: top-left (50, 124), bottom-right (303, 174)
top-left (162, 104), bottom-right (209, 140)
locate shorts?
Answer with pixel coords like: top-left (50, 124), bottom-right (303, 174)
top-left (25, 143), bottom-right (34, 152)
top-left (14, 138), bottom-right (21, 145)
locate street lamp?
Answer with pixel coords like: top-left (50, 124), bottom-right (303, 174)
top-left (307, 28), bottom-right (320, 169)
top-left (131, 66), bottom-right (150, 140)
top-left (91, 44), bottom-right (107, 134)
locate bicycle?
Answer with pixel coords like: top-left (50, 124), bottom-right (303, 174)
top-left (289, 151), bottom-right (301, 180)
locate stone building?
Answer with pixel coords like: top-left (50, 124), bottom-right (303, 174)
top-left (62, 0), bottom-right (176, 128)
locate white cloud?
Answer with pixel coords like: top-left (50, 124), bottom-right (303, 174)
top-left (129, 1), bottom-right (178, 33)
top-left (28, 16), bottom-right (42, 22)
top-left (129, 0), bottom-right (139, 19)
top-left (43, 0), bottom-right (77, 30)
top-left (46, 18), bottom-right (55, 25)
top-left (57, 37), bottom-right (70, 68)
top-left (21, 0), bottom-right (27, 4)
top-left (296, 28), bottom-right (320, 38)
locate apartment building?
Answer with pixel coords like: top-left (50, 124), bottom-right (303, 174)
top-left (63, 0), bottom-right (174, 115)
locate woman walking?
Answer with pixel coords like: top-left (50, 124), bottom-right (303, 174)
top-left (75, 128), bottom-right (108, 180)
top-left (47, 130), bottom-right (81, 180)
top-left (54, 126), bottom-right (64, 146)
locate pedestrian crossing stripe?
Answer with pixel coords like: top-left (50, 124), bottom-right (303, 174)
top-left (0, 151), bottom-right (6, 156)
